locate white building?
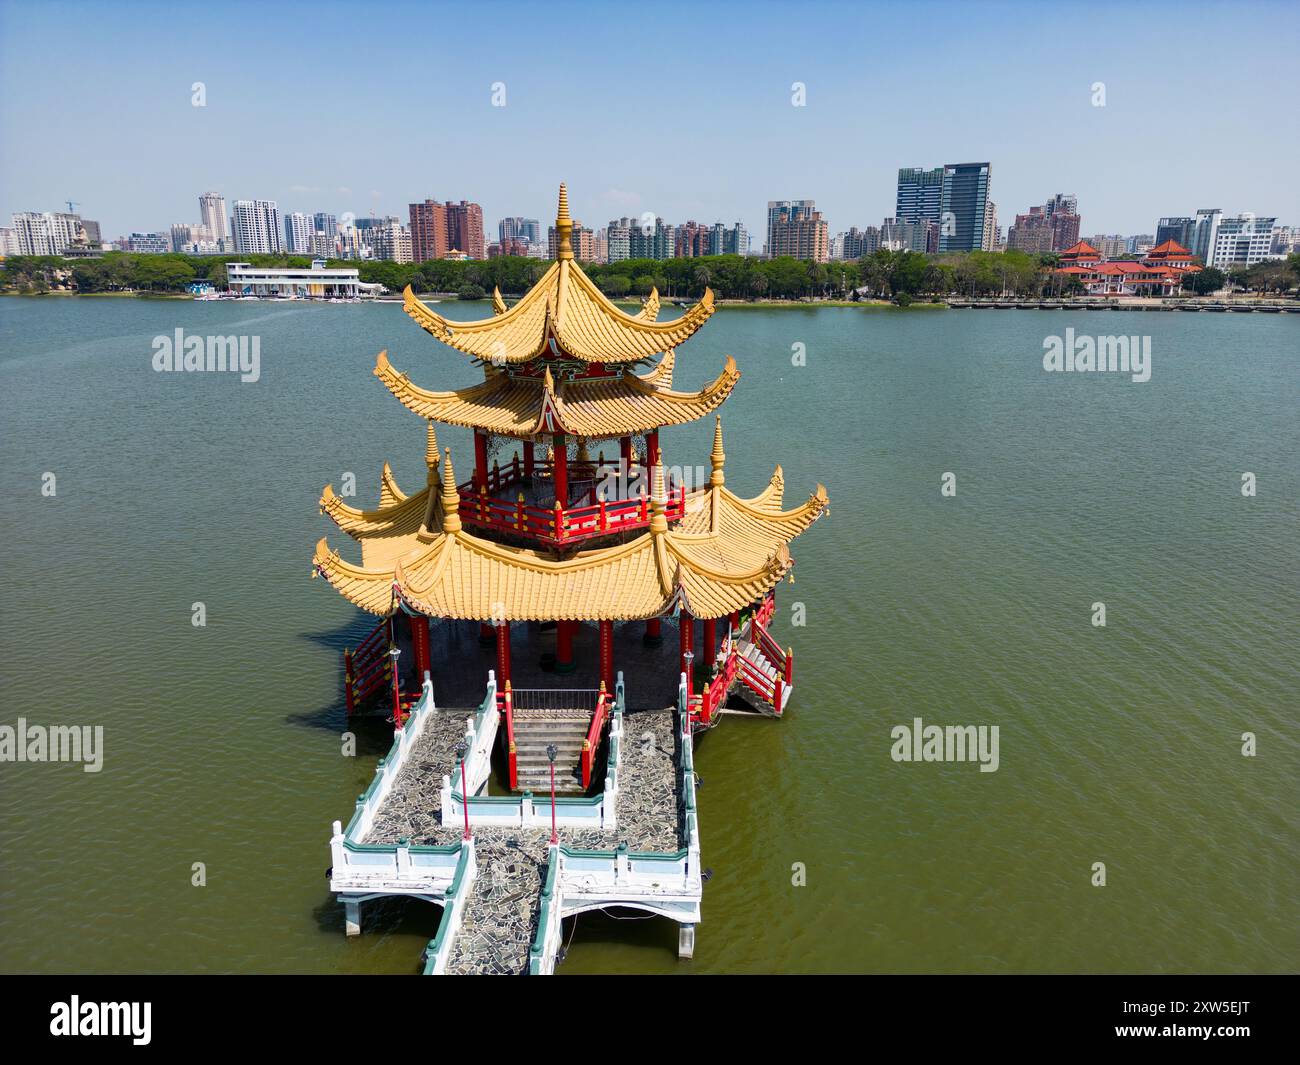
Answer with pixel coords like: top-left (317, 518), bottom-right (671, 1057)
top-left (199, 192), bottom-right (228, 244)
top-left (226, 259), bottom-right (382, 299)
top-left (11, 211), bottom-right (84, 255)
top-left (1208, 214), bottom-right (1278, 268)
top-left (232, 199), bottom-right (283, 255)
top-left (283, 212), bottom-right (316, 254)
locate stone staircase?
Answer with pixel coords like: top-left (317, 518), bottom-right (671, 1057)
top-left (513, 709), bottom-right (590, 794)
top-left (733, 637), bottom-right (791, 716)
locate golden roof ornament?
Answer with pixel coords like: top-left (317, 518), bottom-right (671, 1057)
top-left (555, 183), bottom-right (574, 261)
top-left (649, 459), bottom-right (669, 534)
top-left (710, 414), bottom-right (726, 487)
top-left (425, 421), bottom-right (440, 479)
top-left (440, 448), bottom-right (462, 533)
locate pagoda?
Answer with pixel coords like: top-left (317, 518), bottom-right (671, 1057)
top-left (313, 184), bottom-right (827, 793)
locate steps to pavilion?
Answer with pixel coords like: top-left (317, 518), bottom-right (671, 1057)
top-left (732, 637), bottom-right (792, 716)
top-left (512, 708), bottom-right (591, 794)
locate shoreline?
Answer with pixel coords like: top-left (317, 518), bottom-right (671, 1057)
top-left (2, 290), bottom-right (1295, 312)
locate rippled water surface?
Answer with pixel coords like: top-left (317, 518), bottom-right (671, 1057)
top-left (1, 296), bottom-right (1296, 974)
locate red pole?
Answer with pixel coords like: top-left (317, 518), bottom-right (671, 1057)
top-left (553, 433), bottom-right (568, 507)
top-left (647, 429), bottom-right (660, 469)
top-left (389, 642), bottom-right (403, 729)
top-left (599, 619), bottom-right (614, 692)
top-left (702, 617), bottom-right (717, 668)
top-left (495, 621), bottom-right (511, 688)
top-left (411, 614), bottom-right (430, 682)
top-left (679, 611), bottom-right (693, 694)
top-left (474, 431), bottom-right (489, 491)
top-left (555, 619), bottom-right (575, 673)
top-left (460, 754), bottom-right (472, 840)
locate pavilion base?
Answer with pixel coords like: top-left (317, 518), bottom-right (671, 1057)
top-left (678, 923), bottom-right (696, 959)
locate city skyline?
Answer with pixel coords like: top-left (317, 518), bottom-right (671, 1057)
top-left (2, 0), bottom-right (1297, 244)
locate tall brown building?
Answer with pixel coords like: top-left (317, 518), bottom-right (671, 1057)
top-left (408, 198), bottom-right (486, 261)
top-left (768, 204), bottom-right (829, 262)
top-left (548, 219), bottom-right (595, 261)
top-left (446, 200), bottom-right (485, 259)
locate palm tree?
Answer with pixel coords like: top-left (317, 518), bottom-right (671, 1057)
top-left (805, 261), bottom-right (828, 300)
top-left (694, 264), bottom-right (712, 295)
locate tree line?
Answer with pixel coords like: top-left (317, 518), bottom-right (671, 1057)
top-left (3, 249), bottom-right (1297, 300)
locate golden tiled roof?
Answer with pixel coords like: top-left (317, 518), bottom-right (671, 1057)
top-left (372, 349), bottom-right (739, 438)
top-left (314, 422), bottom-right (828, 621)
top-left (400, 185), bottom-right (715, 364)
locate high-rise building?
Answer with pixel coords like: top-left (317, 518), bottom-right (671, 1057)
top-left (283, 212), bottom-right (316, 254)
top-left (879, 217), bottom-right (934, 253)
top-left (1007, 195), bottom-right (1079, 253)
top-left (409, 199), bottom-right (449, 261)
top-left (1127, 234), bottom-right (1155, 255)
top-left (409, 198), bottom-right (486, 261)
top-left (896, 163), bottom-right (994, 251)
top-left (499, 217), bottom-right (542, 245)
top-left (125, 232), bottom-right (172, 254)
top-left (1187, 208), bottom-right (1222, 264)
top-left (547, 220), bottom-right (594, 260)
top-left (10, 211), bottom-right (86, 255)
top-left (766, 201), bottom-right (828, 261)
top-left (1155, 216), bottom-right (1194, 250)
top-left (842, 226), bottom-right (880, 259)
top-left (446, 200), bottom-right (485, 259)
top-left (675, 219), bottom-right (712, 258)
top-left (766, 200), bottom-right (820, 257)
top-left (605, 218), bottom-right (631, 262)
top-left (1207, 214), bottom-right (1277, 268)
top-left (939, 163), bottom-right (992, 252)
top-left (199, 192), bottom-right (228, 243)
top-left (356, 216), bottom-right (412, 262)
top-left (232, 200), bottom-right (283, 254)
top-left (0, 227), bottom-right (21, 256)
top-left (895, 167), bottom-right (945, 228)
top-left (1087, 234), bottom-right (1129, 259)
top-left (983, 202), bottom-right (999, 252)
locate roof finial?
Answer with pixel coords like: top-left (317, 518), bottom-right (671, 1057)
top-left (440, 448), bottom-right (462, 533)
top-left (555, 182), bottom-right (574, 261)
top-left (649, 459), bottom-right (669, 534)
top-left (425, 421), bottom-right (440, 479)
top-left (710, 415), bottom-right (725, 487)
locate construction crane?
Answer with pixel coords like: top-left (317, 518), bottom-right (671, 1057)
top-left (65, 200), bottom-right (80, 214)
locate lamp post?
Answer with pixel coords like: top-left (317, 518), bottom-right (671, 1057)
top-left (455, 740), bottom-right (471, 841)
top-left (683, 648), bottom-right (695, 702)
top-left (388, 643), bottom-right (402, 729)
top-left (546, 743), bottom-right (558, 845)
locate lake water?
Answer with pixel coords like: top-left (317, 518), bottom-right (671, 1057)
top-left (0, 296), bottom-right (1296, 974)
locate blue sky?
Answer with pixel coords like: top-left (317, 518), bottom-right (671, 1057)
top-left (2, 0), bottom-right (1297, 242)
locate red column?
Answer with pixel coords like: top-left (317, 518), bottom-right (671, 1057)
top-left (474, 431), bottom-right (489, 491)
top-left (598, 619), bottom-right (614, 692)
top-left (495, 621), bottom-right (511, 688)
top-left (730, 609), bottom-right (740, 633)
top-left (479, 621), bottom-right (495, 646)
top-left (553, 433), bottom-right (568, 507)
top-left (555, 619), bottom-right (576, 673)
top-left (646, 429), bottom-right (660, 469)
top-left (644, 617), bottom-right (662, 646)
top-left (679, 610), bottom-right (693, 677)
top-left (702, 617), bottom-right (716, 668)
top-left (411, 614), bottom-right (431, 682)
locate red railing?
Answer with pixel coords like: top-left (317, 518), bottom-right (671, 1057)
top-left (580, 687), bottom-right (610, 789)
top-left (690, 593), bottom-right (791, 727)
top-left (344, 617), bottom-right (395, 714)
top-left (500, 683), bottom-right (518, 789)
top-left (458, 459), bottom-right (686, 547)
